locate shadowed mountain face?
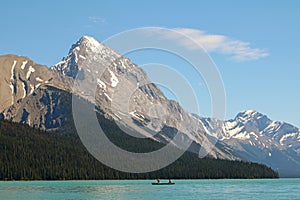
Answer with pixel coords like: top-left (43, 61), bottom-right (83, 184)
top-left (0, 36), bottom-right (299, 176)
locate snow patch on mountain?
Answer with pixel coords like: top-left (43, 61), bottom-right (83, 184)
top-left (21, 82), bottom-right (27, 98)
top-left (108, 69), bottom-right (119, 87)
top-left (9, 84), bottom-right (14, 104)
top-left (97, 78), bottom-right (106, 90)
top-left (11, 60), bottom-right (17, 80)
top-left (279, 132), bottom-right (299, 145)
top-left (35, 83), bottom-right (41, 89)
top-left (35, 77), bottom-right (43, 82)
top-left (232, 132), bottom-right (250, 140)
top-left (29, 84), bottom-right (34, 95)
top-left (26, 66), bottom-right (35, 79)
top-left (104, 93), bottom-right (112, 101)
top-left (79, 55), bottom-right (86, 60)
top-left (20, 60), bottom-right (27, 70)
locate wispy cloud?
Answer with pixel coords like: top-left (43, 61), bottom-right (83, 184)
top-left (88, 16), bottom-right (106, 24)
top-left (159, 28), bottom-right (269, 61)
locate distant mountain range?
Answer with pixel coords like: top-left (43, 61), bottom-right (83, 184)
top-left (197, 110), bottom-right (300, 177)
top-left (0, 36), bottom-right (299, 177)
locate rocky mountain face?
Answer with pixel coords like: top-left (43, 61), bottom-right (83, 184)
top-left (2, 85), bottom-right (71, 129)
top-left (53, 36), bottom-right (235, 160)
top-left (1, 36), bottom-right (300, 176)
top-left (0, 55), bottom-right (51, 109)
top-left (0, 55), bottom-right (74, 104)
top-left (0, 54), bottom-right (73, 129)
top-left (0, 36), bottom-right (233, 161)
top-left (197, 110), bottom-right (300, 177)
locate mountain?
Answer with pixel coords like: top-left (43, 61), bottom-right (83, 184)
top-left (50, 36), bottom-right (235, 160)
top-left (197, 110), bottom-right (300, 177)
top-left (0, 54), bottom-right (73, 129)
top-left (0, 36), bottom-right (299, 177)
top-left (0, 36), bottom-right (234, 161)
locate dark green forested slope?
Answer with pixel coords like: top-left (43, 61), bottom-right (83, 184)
top-left (0, 117), bottom-right (278, 180)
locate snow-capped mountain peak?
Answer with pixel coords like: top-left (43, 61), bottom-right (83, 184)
top-left (196, 110), bottom-right (300, 176)
top-left (79, 35), bottom-right (106, 51)
top-left (243, 109), bottom-right (258, 116)
top-left (2, 36), bottom-right (300, 176)
top-left (51, 36), bottom-right (119, 78)
top-left (81, 35), bottom-right (100, 45)
top-left (235, 110), bottom-right (264, 122)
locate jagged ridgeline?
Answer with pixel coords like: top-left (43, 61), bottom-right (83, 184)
top-left (1, 36), bottom-right (297, 177)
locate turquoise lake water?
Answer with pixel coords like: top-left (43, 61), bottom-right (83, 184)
top-left (1, 179), bottom-right (300, 200)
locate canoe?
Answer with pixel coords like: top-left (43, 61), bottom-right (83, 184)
top-left (151, 182), bottom-right (175, 185)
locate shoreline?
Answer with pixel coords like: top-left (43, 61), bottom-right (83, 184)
top-left (0, 177), bottom-right (281, 182)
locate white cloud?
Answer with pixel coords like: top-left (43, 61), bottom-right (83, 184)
top-left (159, 28), bottom-right (269, 61)
top-left (88, 16), bottom-right (106, 24)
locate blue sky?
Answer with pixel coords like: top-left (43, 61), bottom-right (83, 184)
top-left (1, 0), bottom-right (300, 126)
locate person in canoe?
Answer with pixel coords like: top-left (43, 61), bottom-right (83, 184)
top-left (152, 179), bottom-right (174, 185)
